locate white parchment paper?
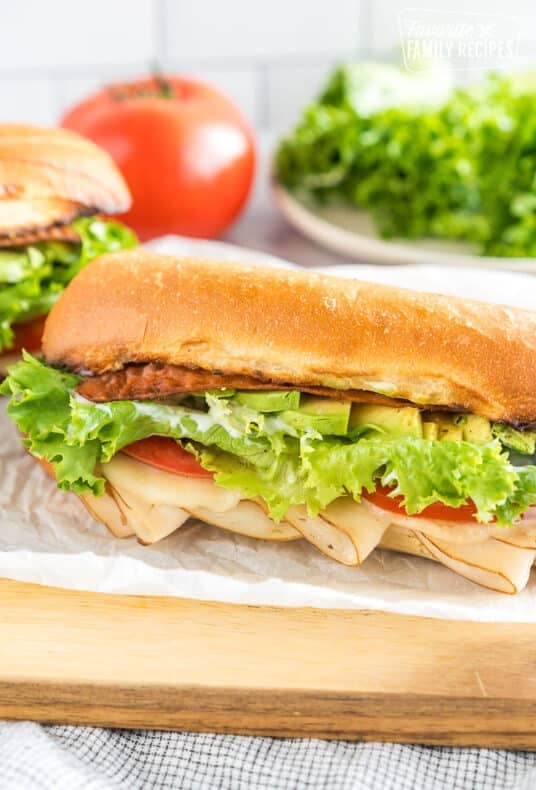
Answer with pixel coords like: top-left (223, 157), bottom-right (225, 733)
top-left (1, 235), bottom-right (535, 621)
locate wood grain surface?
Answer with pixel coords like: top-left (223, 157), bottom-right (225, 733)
top-left (1, 577), bottom-right (535, 747)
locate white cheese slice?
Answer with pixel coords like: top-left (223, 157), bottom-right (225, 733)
top-left (100, 454), bottom-right (299, 543)
top-left (82, 481), bottom-right (191, 545)
top-left (187, 500), bottom-right (300, 541)
top-left (103, 453), bottom-right (241, 512)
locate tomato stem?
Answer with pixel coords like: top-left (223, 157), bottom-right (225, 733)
top-left (153, 73), bottom-right (176, 99)
top-left (108, 71), bottom-right (176, 102)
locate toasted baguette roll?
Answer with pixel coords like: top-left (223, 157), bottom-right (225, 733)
top-left (0, 124), bottom-right (131, 237)
top-left (43, 252), bottom-right (536, 422)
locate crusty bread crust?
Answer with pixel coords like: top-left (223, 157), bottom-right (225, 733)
top-left (0, 124), bottom-right (131, 235)
top-left (43, 251), bottom-right (536, 422)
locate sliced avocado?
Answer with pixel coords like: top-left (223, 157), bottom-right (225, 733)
top-left (234, 390), bottom-right (300, 412)
top-left (460, 414), bottom-right (493, 444)
top-left (349, 404), bottom-right (423, 438)
top-left (299, 395), bottom-right (351, 418)
top-left (438, 423), bottom-right (464, 441)
top-left (281, 396), bottom-right (351, 435)
top-left (423, 414), bottom-right (492, 443)
top-left (422, 421), bottom-right (439, 440)
top-left (424, 412), bottom-right (464, 442)
top-left (205, 388), bottom-right (236, 399)
top-left (493, 423), bottom-right (536, 455)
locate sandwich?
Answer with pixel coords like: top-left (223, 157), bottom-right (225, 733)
top-left (2, 252), bottom-right (536, 594)
top-left (0, 124), bottom-right (136, 373)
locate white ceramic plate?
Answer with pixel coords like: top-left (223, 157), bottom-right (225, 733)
top-left (272, 181), bottom-right (536, 273)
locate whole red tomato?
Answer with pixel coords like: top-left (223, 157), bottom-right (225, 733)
top-left (61, 76), bottom-right (255, 241)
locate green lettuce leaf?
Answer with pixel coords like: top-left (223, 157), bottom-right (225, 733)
top-left (0, 217), bottom-right (137, 353)
top-left (300, 436), bottom-right (519, 523)
top-left (1, 354), bottom-right (275, 496)
top-left (72, 216), bottom-right (137, 268)
top-left (2, 355), bottom-right (536, 525)
top-left (275, 67), bottom-right (536, 258)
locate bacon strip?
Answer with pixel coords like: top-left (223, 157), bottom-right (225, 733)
top-left (0, 224), bottom-right (79, 247)
top-left (76, 362), bottom-right (411, 407)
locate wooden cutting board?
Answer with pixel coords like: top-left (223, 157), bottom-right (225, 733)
top-left (1, 576), bottom-right (536, 748)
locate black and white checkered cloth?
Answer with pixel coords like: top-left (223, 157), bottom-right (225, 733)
top-left (1, 724), bottom-right (536, 789)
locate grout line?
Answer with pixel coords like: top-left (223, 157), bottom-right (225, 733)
top-left (153, 0), bottom-right (168, 66)
top-left (0, 62), bottom-right (155, 80)
top-left (161, 55), bottom-right (350, 71)
top-left (0, 51), bottom-right (363, 80)
top-left (358, 0), bottom-right (373, 57)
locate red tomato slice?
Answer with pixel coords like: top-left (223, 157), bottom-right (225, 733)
top-left (121, 436), bottom-right (213, 478)
top-left (9, 315), bottom-right (47, 353)
top-left (363, 485), bottom-right (481, 523)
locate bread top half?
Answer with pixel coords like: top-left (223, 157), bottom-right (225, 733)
top-left (42, 251), bottom-right (536, 424)
top-left (0, 124), bottom-right (131, 239)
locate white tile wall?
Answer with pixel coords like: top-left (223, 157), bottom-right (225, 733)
top-left (0, 0), bottom-right (156, 70)
top-left (162, 0), bottom-right (361, 59)
top-left (0, 0), bottom-right (533, 132)
top-left (0, 79), bottom-right (56, 125)
top-left (266, 63), bottom-right (338, 132)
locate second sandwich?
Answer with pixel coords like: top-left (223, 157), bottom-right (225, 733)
top-left (0, 124), bottom-right (136, 372)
